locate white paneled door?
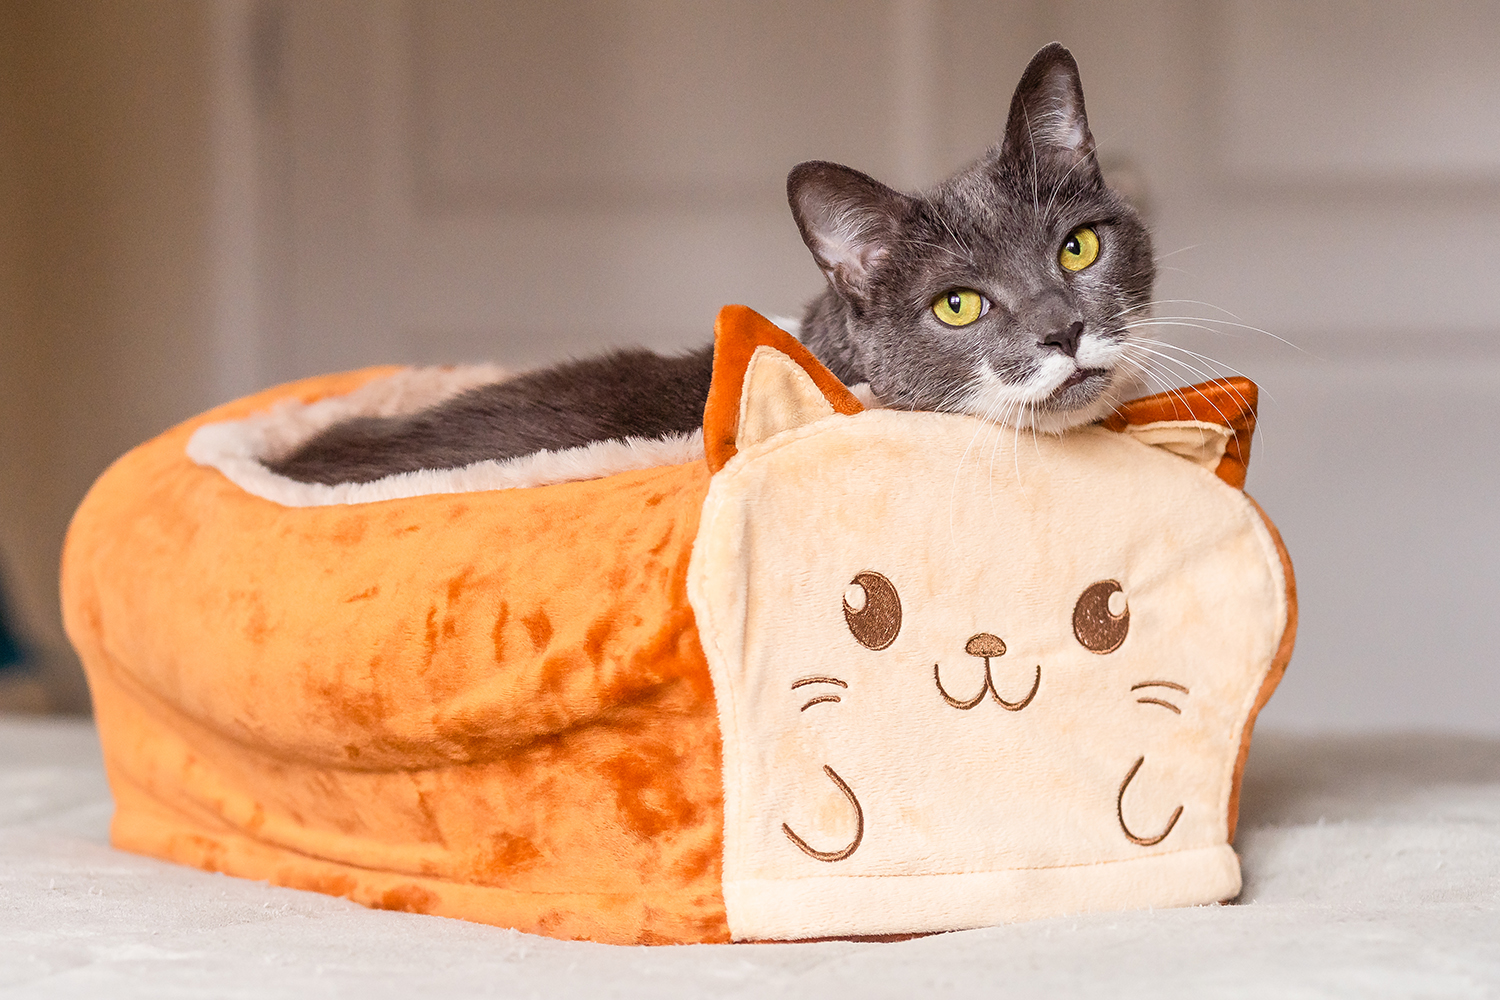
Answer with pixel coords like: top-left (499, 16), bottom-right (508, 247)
top-left (217, 0), bottom-right (1500, 732)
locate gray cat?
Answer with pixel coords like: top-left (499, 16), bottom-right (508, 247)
top-left (271, 43), bottom-right (1153, 486)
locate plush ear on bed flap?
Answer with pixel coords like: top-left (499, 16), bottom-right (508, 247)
top-left (703, 305), bottom-right (863, 474)
top-left (1103, 377), bottom-right (1259, 490)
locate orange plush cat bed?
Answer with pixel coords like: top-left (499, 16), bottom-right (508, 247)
top-left (62, 307), bottom-right (1294, 945)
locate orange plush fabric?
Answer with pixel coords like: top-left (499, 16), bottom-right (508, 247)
top-left (63, 371), bottom-right (731, 945)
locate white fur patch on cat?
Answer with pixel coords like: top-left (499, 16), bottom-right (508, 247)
top-left (186, 366), bottom-right (705, 507)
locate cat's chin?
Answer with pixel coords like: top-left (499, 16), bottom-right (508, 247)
top-left (941, 364), bottom-right (1141, 435)
top-left (1025, 396), bottom-right (1119, 434)
top-left (1021, 369), bottom-right (1140, 435)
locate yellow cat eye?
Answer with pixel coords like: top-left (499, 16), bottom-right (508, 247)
top-left (931, 289), bottom-right (987, 327)
top-left (1059, 226), bottom-right (1101, 272)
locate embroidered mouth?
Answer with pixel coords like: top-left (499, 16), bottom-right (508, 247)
top-left (934, 660), bottom-right (1041, 711)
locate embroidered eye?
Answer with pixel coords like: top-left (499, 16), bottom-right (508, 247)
top-left (931, 289), bottom-right (988, 327)
top-left (1059, 226), bottom-right (1101, 272)
top-left (843, 571), bottom-right (901, 650)
top-left (1073, 580), bottom-right (1128, 654)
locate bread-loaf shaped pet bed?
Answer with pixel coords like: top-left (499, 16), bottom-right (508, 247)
top-left (62, 306), bottom-right (1295, 945)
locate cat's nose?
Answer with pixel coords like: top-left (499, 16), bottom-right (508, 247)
top-left (965, 633), bottom-right (1006, 658)
top-left (1042, 321), bottom-right (1085, 358)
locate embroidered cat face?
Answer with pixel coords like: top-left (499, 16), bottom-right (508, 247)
top-left (687, 335), bottom-right (1291, 940)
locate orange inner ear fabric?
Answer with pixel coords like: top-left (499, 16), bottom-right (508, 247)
top-left (702, 305), bottom-right (863, 474)
top-left (1103, 377), bottom-right (1258, 490)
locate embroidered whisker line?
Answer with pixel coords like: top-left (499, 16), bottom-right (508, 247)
top-left (791, 676), bottom-right (849, 690)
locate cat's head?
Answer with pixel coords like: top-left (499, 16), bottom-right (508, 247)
top-left (788, 42), bottom-right (1154, 433)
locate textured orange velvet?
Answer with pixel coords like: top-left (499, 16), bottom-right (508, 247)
top-left (63, 370), bottom-right (730, 945)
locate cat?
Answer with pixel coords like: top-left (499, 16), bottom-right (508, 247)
top-left (269, 42), bottom-right (1154, 486)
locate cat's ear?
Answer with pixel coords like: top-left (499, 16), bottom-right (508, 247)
top-left (703, 305), bottom-right (863, 473)
top-left (787, 161), bottom-right (912, 306)
top-left (1102, 378), bottom-right (1259, 489)
top-left (999, 43), bottom-right (1103, 186)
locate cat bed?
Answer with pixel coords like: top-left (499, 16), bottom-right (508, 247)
top-left (61, 306), bottom-right (1295, 945)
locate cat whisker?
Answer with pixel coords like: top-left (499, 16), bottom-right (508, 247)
top-left (1042, 150), bottom-right (1096, 225)
top-left (1126, 342), bottom-right (1259, 418)
top-left (1121, 364), bottom-right (1188, 415)
top-left (1125, 336), bottom-right (1233, 381)
top-left (1119, 353), bottom-right (1226, 430)
top-left (1127, 338), bottom-right (1247, 385)
top-left (950, 387), bottom-right (1009, 550)
top-left (1133, 341), bottom-right (1273, 404)
top-left (1124, 351), bottom-right (1260, 457)
top-left (928, 211), bottom-right (976, 262)
top-left (969, 392), bottom-right (1008, 527)
top-left (1115, 298), bottom-right (1243, 321)
top-left (1011, 397), bottom-right (1029, 487)
top-left (1124, 349), bottom-right (1221, 407)
top-left (1122, 315), bottom-right (1310, 356)
top-left (1120, 367), bottom-right (1185, 416)
top-left (1021, 105), bottom-right (1042, 216)
top-left (1155, 264), bottom-right (1200, 279)
top-left (1153, 244), bottom-right (1204, 261)
top-left (1123, 328), bottom-right (1263, 401)
top-left (895, 237), bottom-right (969, 264)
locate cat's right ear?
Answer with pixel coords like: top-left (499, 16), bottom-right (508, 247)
top-left (999, 43), bottom-right (1103, 186)
top-left (787, 161), bottom-right (911, 307)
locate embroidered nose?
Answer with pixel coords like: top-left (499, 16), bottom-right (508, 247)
top-left (965, 633), bottom-right (1006, 658)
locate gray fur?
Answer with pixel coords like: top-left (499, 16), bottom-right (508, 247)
top-left (271, 43), bottom-right (1153, 486)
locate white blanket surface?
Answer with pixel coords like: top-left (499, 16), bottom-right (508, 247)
top-left (1, 716), bottom-right (1496, 998)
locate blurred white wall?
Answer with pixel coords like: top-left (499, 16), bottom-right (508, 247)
top-left (3, 0), bottom-right (1499, 728)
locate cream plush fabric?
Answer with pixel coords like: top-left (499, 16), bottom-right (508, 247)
top-left (689, 346), bottom-right (1290, 940)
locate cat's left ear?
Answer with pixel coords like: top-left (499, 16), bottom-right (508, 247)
top-left (703, 305), bottom-right (864, 474)
top-left (999, 43), bottom-right (1103, 186)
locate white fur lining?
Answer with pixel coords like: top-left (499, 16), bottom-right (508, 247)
top-left (185, 365), bottom-right (707, 508)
